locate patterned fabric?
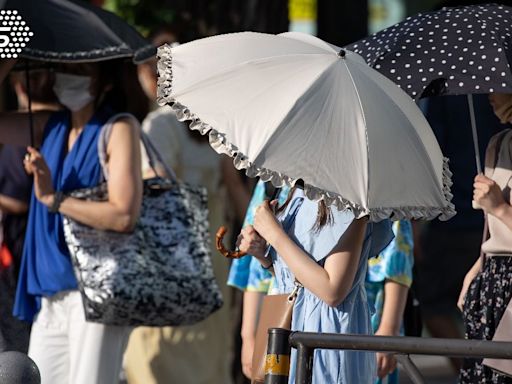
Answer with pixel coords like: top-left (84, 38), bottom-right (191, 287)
top-left (14, 108), bottom-right (111, 322)
top-left (365, 220), bottom-right (414, 384)
top-left (460, 257), bottom-right (512, 384)
top-left (366, 220), bottom-right (414, 330)
top-left (227, 180), bottom-right (290, 292)
top-left (63, 117), bottom-right (222, 326)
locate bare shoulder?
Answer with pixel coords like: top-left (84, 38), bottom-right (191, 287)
top-left (112, 115), bottom-right (140, 135)
top-left (108, 115), bottom-right (141, 145)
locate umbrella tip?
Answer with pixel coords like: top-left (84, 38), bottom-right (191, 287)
top-left (338, 49), bottom-right (346, 58)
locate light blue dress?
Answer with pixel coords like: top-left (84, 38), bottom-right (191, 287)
top-left (268, 189), bottom-right (393, 384)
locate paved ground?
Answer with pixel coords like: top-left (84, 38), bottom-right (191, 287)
top-left (399, 355), bottom-right (458, 384)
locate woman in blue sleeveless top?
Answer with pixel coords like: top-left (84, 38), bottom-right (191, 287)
top-left (0, 61), bottom-right (144, 384)
top-left (238, 185), bottom-right (393, 383)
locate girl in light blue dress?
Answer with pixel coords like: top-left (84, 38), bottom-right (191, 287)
top-left (238, 185), bottom-right (393, 383)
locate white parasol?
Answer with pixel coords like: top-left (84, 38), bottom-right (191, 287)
top-left (157, 31), bottom-right (455, 221)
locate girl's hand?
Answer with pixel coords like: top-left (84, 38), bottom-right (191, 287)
top-left (375, 352), bottom-right (397, 379)
top-left (375, 326), bottom-right (398, 379)
top-left (24, 146), bottom-right (55, 207)
top-left (253, 200), bottom-right (283, 245)
top-left (237, 225), bottom-right (268, 260)
top-left (473, 174), bottom-right (507, 216)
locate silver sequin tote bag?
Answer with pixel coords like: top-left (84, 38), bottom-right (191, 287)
top-left (62, 113), bottom-right (223, 326)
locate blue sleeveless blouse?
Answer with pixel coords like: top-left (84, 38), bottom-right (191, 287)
top-left (14, 108), bottom-right (112, 321)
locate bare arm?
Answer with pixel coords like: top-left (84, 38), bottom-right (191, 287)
top-left (268, 218), bottom-right (367, 307)
top-left (27, 118), bottom-right (143, 232)
top-left (474, 139), bottom-right (512, 232)
top-left (458, 256), bottom-right (482, 311)
top-left (378, 280), bottom-right (409, 336)
top-left (0, 194), bottom-right (28, 214)
top-left (240, 200), bottom-right (367, 307)
top-left (375, 279), bottom-right (409, 378)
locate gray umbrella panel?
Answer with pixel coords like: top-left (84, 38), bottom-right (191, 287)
top-left (0, 0), bottom-right (155, 63)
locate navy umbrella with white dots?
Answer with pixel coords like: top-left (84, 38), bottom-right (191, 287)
top-left (346, 3), bottom-right (512, 177)
top-left (347, 3), bottom-right (512, 99)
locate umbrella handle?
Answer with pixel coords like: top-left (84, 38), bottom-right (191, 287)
top-left (215, 226), bottom-right (247, 259)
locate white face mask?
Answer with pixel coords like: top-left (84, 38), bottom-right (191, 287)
top-left (53, 73), bottom-right (94, 111)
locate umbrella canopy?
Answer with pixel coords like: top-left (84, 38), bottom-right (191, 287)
top-left (346, 3), bottom-right (512, 99)
top-left (157, 32), bottom-right (455, 221)
top-left (0, 0), bottom-right (155, 63)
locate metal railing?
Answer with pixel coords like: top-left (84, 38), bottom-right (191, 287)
top-left (263, 328), bottom-right (512, 384)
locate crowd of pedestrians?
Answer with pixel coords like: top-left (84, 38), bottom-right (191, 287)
top-left (1, 3), bottom-right (512, 384)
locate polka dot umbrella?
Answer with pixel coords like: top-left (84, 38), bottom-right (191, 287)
top-left (346, 3), bottom-right (512, 175)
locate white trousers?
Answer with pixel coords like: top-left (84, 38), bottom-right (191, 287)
top-left (28, 290), bottom-right (131, 384)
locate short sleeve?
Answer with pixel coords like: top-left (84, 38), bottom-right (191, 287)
top-left (367, 220), bottom-right (414, 287)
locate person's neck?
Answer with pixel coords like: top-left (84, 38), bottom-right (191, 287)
top-left (70, 103), bottom-right (96, 130)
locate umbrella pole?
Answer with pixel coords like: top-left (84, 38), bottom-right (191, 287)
top-left (468, 94), bottom-right (483, 210)
top-left (467, 94), bottom-right (482, 174)
top-left (24, 60), bottom-right (34, 148)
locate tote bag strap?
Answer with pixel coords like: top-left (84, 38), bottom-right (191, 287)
top-left (97, 113), bottom-right (177, 183)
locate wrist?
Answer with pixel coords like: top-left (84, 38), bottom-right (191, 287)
top-left (376, 323), bottom-right (401, 336)
top-left (41, 193), bottom-right (55, 208)
top-left (241, 331), bottom-right (256, 341)
top-left (266, 226), bottom-right (286, 248)
top-left (48, 191), bottom-right (65, 213)
top-left (492, 202), bottom-right (510, 220)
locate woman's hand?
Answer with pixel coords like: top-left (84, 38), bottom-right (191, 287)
top-left (237, 225), bottom-right (268, 261)
top-left (458, 269), bottom-right (477, 312)
top-left (473, 174), bottom-right (507, 216)
top-left (253, 200), bottom-right (283, 245)
top-left (457, 258), bottom-right (481, 311)
top-left (24, 146), bottom-right (55, 207)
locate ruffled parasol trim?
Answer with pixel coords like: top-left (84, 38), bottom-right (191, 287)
top-left (157, 44), bottom-right (456, 222)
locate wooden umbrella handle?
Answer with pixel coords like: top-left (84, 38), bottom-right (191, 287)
top-left (215, 226), bottom-right (247, 259)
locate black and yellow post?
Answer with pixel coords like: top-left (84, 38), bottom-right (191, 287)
top-left (264, 328), bottom-right (291, 384)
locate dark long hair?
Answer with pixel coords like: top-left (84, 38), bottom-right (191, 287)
top-left (276, 180), bottom-right (333, 231)
top-left (95, 59), bottom-right (149, 122)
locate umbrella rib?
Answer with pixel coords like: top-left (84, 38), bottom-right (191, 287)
top-left (341, 59), bottom-right (370, 210)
